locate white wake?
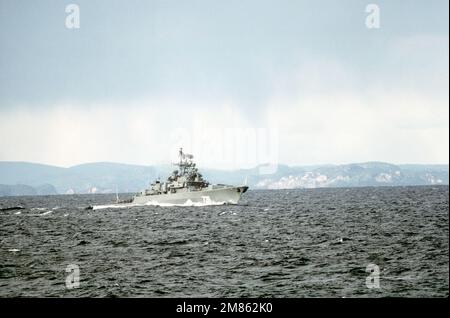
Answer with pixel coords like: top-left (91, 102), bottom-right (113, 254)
top-left (91, 197), bottom-right (229, 210)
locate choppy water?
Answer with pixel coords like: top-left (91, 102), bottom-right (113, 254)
top-left (0, 186), bottom-right (448, 297)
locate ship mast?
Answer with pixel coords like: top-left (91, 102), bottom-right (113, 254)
top-left (176, 147), bottom-right (186, 176)
top-left (175, 148), bottom-right (194, 176)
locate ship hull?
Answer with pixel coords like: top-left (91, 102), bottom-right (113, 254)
top-left (132, 186), bottom-right (248, 205)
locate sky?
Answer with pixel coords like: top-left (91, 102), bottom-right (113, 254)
top-left (0, 0), bottom-right (448, 169)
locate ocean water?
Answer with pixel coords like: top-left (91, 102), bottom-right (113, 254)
top-left (0, 186), bottom-right (448, 297)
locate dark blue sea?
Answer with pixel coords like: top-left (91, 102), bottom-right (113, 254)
top-left (0, 186), bottom-right (448, 297)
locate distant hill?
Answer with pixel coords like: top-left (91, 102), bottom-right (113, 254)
top-left (0, 183), bottom-right (58, 196)
top-left (0, 161), bottom-right (155, 195)
top-left (0, 161), bottom-right (448, 196)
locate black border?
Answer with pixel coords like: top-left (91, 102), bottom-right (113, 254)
top-left (1, 297), bottom-right (448, 316)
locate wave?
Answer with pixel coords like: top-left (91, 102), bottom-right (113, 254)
top-left (91, 203), bottom-right (140, 210)
top-left (31, 207), bottom-right (47, 211)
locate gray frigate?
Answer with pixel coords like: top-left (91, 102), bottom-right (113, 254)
top-left (130, 148), bottom-right (248, 205)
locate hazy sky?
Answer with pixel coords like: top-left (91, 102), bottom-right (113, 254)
top-left (0, 0), bottom-right (448, 169)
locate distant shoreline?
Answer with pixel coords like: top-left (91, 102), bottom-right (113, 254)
top-left (1, 161), bottom-right (448, 196)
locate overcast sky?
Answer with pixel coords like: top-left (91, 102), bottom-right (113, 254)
top-left (0, 0), bottom-right (448, 169)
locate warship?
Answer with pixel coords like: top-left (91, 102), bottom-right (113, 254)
top-left (128, 148), bottom-right (248, 206)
